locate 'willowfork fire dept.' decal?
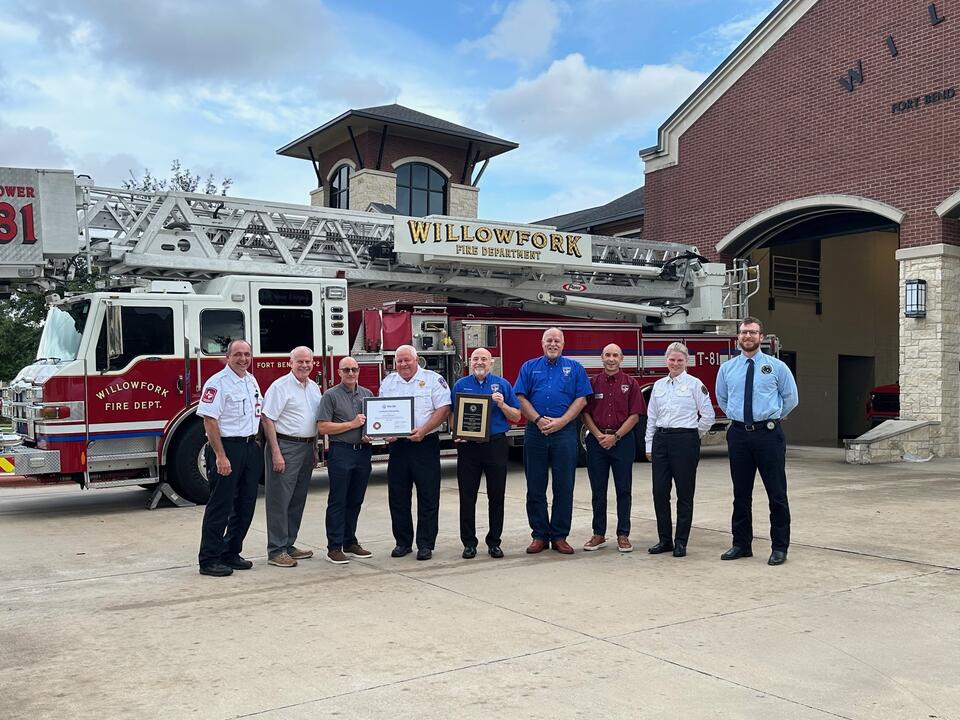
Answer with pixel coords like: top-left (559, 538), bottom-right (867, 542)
top-left (95, 380), bottom-right (171, 411)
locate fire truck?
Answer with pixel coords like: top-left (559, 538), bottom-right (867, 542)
top-left (0, 167), bottom-right (759, 507)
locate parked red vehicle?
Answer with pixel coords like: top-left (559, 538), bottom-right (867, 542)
top-left (866, 383), bottom-right (900, 426)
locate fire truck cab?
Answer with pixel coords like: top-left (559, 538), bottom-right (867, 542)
top-left (2, 275), bottom-right (349, 502)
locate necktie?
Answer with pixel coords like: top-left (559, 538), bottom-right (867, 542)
top-left (744, 358), bottom-right (754, 425)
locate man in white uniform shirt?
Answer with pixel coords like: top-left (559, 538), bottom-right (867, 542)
top-left (379, 344), bottom-right (451, 561)
top-left (196, 339), bottom-right (263, 577)
top-left (261, 346), bottom-right (323, 568)
top-left (644, 342), bottom-right (715, 558)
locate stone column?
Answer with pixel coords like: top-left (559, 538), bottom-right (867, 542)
top-left (448, 183), bottom-right (479, 218)
top-left (896, 243), bottom-right (960, 457)
top-left (349, 169), bottom-right (396, 211)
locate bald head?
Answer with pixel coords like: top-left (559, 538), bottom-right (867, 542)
top-left (601, 343), bottom-right (623, 374)
top-left (470, 347), bottom-right (493, 379)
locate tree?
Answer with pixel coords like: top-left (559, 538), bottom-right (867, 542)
top-left (123, 160), bottom-right (233, 195)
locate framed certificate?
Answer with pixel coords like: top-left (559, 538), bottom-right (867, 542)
top-left (363, 396), bottom-right (415, 438)
top-left (453, 394), bottom-right (491, 441)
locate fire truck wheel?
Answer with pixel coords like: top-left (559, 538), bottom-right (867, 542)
top-left (576, 420), bottom-right (588, 467)
top-left (168, 420), bottom-right (211, 505)
top-left (635, 416), bottom-right (649, 463)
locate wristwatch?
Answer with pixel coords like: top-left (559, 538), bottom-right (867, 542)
top-left (613, 432), bottom-right (621, 441)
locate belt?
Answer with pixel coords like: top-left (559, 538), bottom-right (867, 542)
top-left (330, 441), bottom-right (369, 451)
top-left (276, 433), bottom-right (317, 444)
top-left (731, 420), bottom-right (780, 432)
top-left (221, 435), bottom-right (257, 443)
top-left (656, 427), bottom-right (697, 434)
top-left (464, 432), bottom-right (506, 443)
top-left (602, 428), bottom-right (619, 435)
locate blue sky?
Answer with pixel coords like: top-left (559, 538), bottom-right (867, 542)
top-left (0, 0), bottom-right (777, 222)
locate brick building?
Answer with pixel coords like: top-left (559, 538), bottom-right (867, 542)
top-left (633, 0), bottom-right (960, 455)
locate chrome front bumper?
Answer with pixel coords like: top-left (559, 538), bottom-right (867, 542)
top-left (0, 443), bottom-right (61, 475)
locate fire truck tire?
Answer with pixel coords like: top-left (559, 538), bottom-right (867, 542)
top-left (167, 421), bottom-right (211, 505)
top-left (576, 420), bottom-right (588, 467)
top-left (635, 416), bottom-right (649, 462)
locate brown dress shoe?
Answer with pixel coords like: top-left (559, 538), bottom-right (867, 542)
top-left (526, 539), bottom-right (549, 554)
top-left (552, 538), bottom-right (575, 555)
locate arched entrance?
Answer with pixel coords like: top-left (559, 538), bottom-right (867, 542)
top-left (718, 195), bottom-right (904, 446)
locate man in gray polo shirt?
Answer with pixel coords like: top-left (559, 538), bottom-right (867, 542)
top-left (317, 356), bottom-right (374, 564)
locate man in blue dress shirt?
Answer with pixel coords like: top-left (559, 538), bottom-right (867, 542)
top-left (716, 316), bottom-right (799, 566)
top-left (514, 327), bottom-right (592, 555)
top-left (452, 348), bottom-right (522, 559)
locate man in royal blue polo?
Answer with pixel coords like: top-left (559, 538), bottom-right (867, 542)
top-left (514, 327), bottom-right (592, 555)
top-left (716, 316), bottom-right (798, 566)
top-left (452, 347), bottom-right (521, 560)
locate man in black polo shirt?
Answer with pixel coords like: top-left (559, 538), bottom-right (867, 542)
top-left (317, 357), bottom-right (374, 565)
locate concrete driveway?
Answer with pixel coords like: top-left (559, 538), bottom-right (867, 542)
top-left (1, 446), bottom-right (957, 719)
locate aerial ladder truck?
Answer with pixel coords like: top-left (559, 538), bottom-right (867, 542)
top-left (0, 167), bottom-right (759, 506)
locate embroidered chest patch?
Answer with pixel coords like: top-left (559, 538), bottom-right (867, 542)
top-left (761, 364), bottom-right (773, 375)
top-left (621, 384), bottom-right (630, 394)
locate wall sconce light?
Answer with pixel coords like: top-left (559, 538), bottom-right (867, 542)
top-left (904, 279), bottom-right (927, 318)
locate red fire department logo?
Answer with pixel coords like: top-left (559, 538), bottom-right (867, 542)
top-left (372, 421), bottom-right (382, 430)
top-left (201, 387), bottom-right (217, 403)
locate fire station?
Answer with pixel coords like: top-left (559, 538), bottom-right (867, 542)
top-left (637, 0), bottom-right (960, 458)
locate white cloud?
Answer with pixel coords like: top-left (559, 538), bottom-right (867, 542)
top-left (696, 3), bottom-right (778, 59)
top-left (0, 17), bottom-right (39, 43)
top-left (461, 0), bottom-right (564, 68)
top-left (486, 53), bottom-right (705, 145)
top-left (0, 119), bottom-right (69, 169)
top-left (21, 0), bottom-right (335, 83)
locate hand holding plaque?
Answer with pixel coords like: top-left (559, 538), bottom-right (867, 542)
top-left (453, 393), bottom-right (491, 441)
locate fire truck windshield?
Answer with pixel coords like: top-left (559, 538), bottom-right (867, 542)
top-left (36, 300), bottom-right (92, 362)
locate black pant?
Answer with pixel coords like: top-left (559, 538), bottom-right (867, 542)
top-left (651, 429), bottom-right (700, 544)
top-left (586, 433), bottom-right (634, 537)
top-left (198, 438), bottom-right (263, 567)
top-left (388, 433), bottom-right (441, 550)
top-left (726, 423), bottom-right (790, 552)
top-left (325, 443), bottom-right (372, 550)
top-left (456, 435), bottom-right (508, 548)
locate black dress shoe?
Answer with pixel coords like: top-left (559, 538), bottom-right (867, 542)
top-left (199, 562), bottom-right (233, 577)
top-left (647, 541), bottom-right (674, 554)
top-left (221, 554), bottom-right (253, 570)
top-left (462, 546), bottom-right (477, 559)
top-left (488, 546), bottom-right (504, 559)
top-left (768, 550), bottom-right (787, 565)
top-left (672, 541), bottom-right (686, 558)
top-left (720, 546), bottom-right (753, 560)
top-left (390, 545), bottom-right (412, 558)
top-left (416, 547), bottom-right (432, 561)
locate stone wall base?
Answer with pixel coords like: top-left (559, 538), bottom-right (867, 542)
top-left (844, 420), bottom-right (939, 464)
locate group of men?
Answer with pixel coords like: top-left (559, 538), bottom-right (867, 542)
top-left (195, 315), bottom-right (798, 577)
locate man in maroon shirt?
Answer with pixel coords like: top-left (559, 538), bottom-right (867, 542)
top-left (581, 343), bottom-right (645, 552)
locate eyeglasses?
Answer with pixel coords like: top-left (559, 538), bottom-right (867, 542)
top-left (340, 367), bottom-right (359, 373)
top-left (739, 330), bottom-right (761, 336)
